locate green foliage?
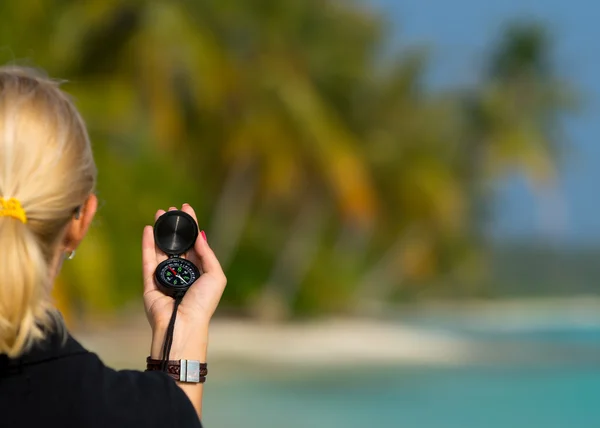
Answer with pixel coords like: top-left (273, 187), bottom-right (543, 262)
top-left (0, 0), bottom-right (576, 320)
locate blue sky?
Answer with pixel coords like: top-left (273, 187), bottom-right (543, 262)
top-left (367, 0), bottom-right (600, 245)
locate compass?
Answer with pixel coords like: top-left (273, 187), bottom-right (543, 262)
top-left (153, 210), bottom-right (201, 297)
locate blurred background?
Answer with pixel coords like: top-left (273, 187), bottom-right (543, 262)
top-left (3, 0), bottom-right (600, 426)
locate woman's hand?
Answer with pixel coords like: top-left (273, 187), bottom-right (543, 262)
top-left (142, 203), bottom-right (225, 419)
top-left (141, 204), bottom-right (227, 358)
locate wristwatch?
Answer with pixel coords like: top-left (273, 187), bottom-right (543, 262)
top-left (146, 357), bottom-right (208, 383)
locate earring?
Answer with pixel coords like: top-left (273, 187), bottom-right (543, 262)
top-left (67, 250), bottom-right (76, 260)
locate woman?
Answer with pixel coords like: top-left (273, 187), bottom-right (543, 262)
top-left (0, 67), bottom-right (226, 427)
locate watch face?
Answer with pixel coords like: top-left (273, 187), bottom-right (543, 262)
top-left (155, 258), bottom-right (200, 294)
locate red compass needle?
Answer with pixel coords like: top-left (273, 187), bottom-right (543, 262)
top-left (168, 267), bottom-right (178, 276)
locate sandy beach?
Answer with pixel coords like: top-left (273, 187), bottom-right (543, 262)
top-left (71, 296), bottom-right (600, 372)
top-left (72, 315), bottom-right (475, 372)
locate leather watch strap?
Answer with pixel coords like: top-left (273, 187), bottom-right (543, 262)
top-left (146, 357), bottom-right (208, 383)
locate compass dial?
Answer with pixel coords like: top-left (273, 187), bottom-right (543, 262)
top-left (155, 258), bottom-right (200, 293)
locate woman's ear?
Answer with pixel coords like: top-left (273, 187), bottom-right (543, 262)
top-left (64, 194), bottom-right (98, 253)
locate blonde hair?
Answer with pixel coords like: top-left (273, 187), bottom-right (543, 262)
top-left (0, 66), bottom-right (97, 357)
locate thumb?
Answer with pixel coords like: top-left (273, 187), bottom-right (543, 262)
top-left (195, 231), bottom-right (226, 281)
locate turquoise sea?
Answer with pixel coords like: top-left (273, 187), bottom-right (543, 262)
top-left (203, 319), bottom-right (600, 428)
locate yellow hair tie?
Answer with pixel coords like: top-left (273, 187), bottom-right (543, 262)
top-left (0, 197), bottom-right (27, 224)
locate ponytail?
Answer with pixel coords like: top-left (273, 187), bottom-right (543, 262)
top-left (0, 217), bottom-right (56, 357)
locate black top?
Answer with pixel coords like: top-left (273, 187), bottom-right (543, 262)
top-left (0, 330), bottom-right (202, 428)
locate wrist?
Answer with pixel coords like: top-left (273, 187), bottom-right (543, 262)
top-left (150, 322), bottom-right (209, 361)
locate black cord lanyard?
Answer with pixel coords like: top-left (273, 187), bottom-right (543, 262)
top-left (160, 293), bottom-right (184, 372)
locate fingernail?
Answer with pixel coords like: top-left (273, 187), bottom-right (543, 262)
top-left (201, 230), bottom-right (207, 242)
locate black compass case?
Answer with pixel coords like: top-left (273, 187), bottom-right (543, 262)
top-left (153, 210), bottom-right (200, 296)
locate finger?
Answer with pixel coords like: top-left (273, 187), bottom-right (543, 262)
top-left (180, 203), bottom-right (199, 262)
top-left (194, 231), bottom-right (225, 281)
top-left (155, 209), bottom-right (166, 222)
top-left (142, 225), bottom-right (158, 294)
top-left (168, 206), bottom-right (177, 211)
top-left (181, 203), bottom-right (198, 223)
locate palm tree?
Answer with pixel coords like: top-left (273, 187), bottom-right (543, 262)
top-left (352, 21), bottom-right (576, 305)
top-left (460, 21), bottom-right (575, 241)
top-left (0, 2), bottom-right (576, 319)
top-left (2, 0), bottom-right (385, 318)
